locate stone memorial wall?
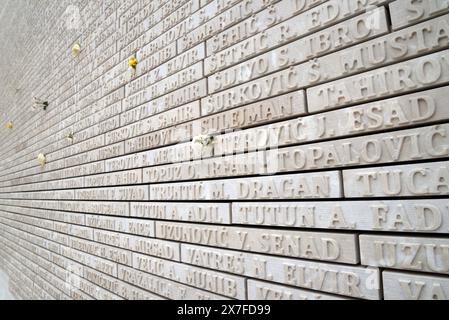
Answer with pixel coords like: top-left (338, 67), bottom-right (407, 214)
top-left (0, 0), bottom-right (449, 300)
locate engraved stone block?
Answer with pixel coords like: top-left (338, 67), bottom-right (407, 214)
top-left (207, 7), bottom-right (389, 93)
top-left (214, 86), bottom-right (449, 155)
top-left (151, 123), bottom-right (449, 183)
top-left (360, 235), bottom-right (449, 275)
top-left (131, 202), bottom-right (231, 224)
top-left (205, 6), bottom-right (387, 74)
top-left (248, 280), bottom-right (348, 300)
top-left (159, 222), bottom-right (359, 263)
top-left (344, 161), bottom-right (449, 198)
top-left (205, 0), bottom-right (329, 56)
top-left (74, 186), bottom-right (149, 201)
top-left (390, 0), bottom-right (449, 30)
top-left (308, 49), bottom-right (449, 113)
top-left (132, 253), bottom-right (246, 299)
top-left (232, 199), bottom-right (449, 233)
top-left (84, 169), bottom-right (143, 187)
top-left (85, 215), bottom-right (155, 237)
top-left (118, 265), bottom-right (229, 300)
top-left (194, 90), bottom-right (306, 135)
top-left (150, 172), bottom-right (342, 200)
top-left (181, 244), bottom-right (380, 299)
top-left (383, 271), bottom-right (449, 300)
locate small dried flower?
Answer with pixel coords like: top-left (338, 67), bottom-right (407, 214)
top-left (6, 122), bottom-right (13, 129)
top-left (72, 43), bottom-right (81, 56)
top-left (66, 132), bottom-right (74, 143)
top-left (128, 58), bottom-right (138, 70)
top-left (33, 97), bottom-right (49, 111)
top-left (194, 134), bottom-right (216, 147)
top-left (37, 153), bottom-right (47, 167)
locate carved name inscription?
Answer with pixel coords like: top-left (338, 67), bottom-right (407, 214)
top-left (127, 43), bottom-right (206, 96)
top-left (204, 24), bottom-right (449, 116)
top-left (158, 222), bottom-right (359, 263)
top-left (84, 169), bottom-right (143, 187)
top-left (360, 235), bottom-right (449, 275)
top-left (85, 215), bottom-right (154, 237)
top-left (120, 100), bottom-right (200, 129)
top-left (213, 86), bottom-right (449, 154)
top-left (143, 151), bottom-right (266, 182)
top-left (207, 7), bottom-right (389, 93)
top-left (390, 0), bottom-right (449, 30)
top-left (131, 202), bottom-right (231, 224)
top-left (59, 201), bottom-right (129, 217)
top-left (132, 252), bottom-right (246, 299)
top-left (74, 186), bottom-right (149, 201)
top-left (4, 0), bottom-right (449, 301)
top-left (123, 77), bottom-right (207, 117)
top-left (181, 244), bottom-right (379, 299)
top-left (92, 229), bottom-right (180, 261)
top-left (177, 0), bottom-right (274, 53)
top-left (232, 199), bottom-right (449, 233)
top-left (150, 172), bottom-right (342, 200)
top-left (103, 133), bottom-right (214, 173)
top-left (117, 265), bottom-right (229, 300)
top-left (268, 124), bottom-right (449, 173)
top-left (194, 90), bottom-right (306, 135)
top-left (248, 280), bottom-right (346, 300)
top-left (344, 161), bottom-right (449, 198)
top-left (206, 0), bottom-right (329, 55)
top-left (383, 271), bottom-right (449, 300)
top-left (308, 49), bottom-right (449, 113)
top-left (205, 0), bottom-right (388, 74)
top-left (123, 62), bottom-right (203, 110)
top-left (146, 123), bottom-right (449, 183)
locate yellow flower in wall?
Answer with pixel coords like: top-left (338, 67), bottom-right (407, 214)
top-left (72, 43), bottom-right (81, 56)
top-left (128, 58), bottom-right (138, 70)
top-left (6, 123), bottom-right (13, 129)
top-left (37, 153), bottom-right (47, 167)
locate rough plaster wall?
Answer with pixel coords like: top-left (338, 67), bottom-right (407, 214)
top-left (1, 0), bottom-right (449, 300)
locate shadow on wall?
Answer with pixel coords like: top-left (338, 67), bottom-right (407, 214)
top-left (0, 270), bottom-right (15, 300)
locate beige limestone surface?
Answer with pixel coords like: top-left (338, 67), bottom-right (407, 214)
top-left (1, 0), bottom-right (449, 300)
